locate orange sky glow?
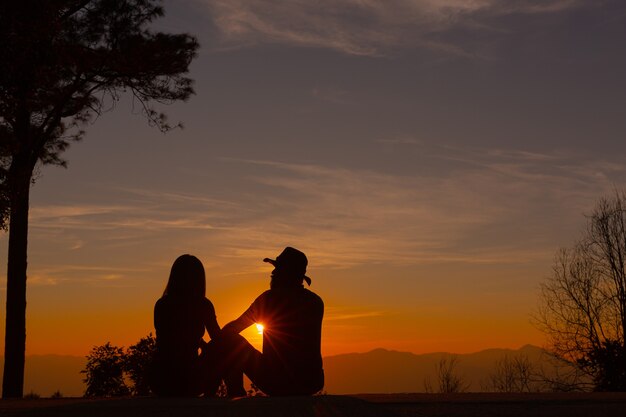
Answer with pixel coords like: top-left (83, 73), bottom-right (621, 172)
top-left (2, 0), bottom-right (626, 361)
top-left (9, 252), bottom-right (548, 357)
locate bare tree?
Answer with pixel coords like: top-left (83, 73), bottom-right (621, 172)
top-left (535, 192), bottom-right (626, 391)
top-left (482, 354), bottom-right (535, 393)
top-left (424, 355), bottom-right (470, 393)
top-left (534, 353), bottom-right (592, 392)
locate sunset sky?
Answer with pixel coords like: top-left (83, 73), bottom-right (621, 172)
top-left (1, 0), bottom-right (626, 358)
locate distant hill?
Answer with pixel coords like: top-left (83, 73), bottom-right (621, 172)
top-left (1, 345), bottom-right (551, 397)
top-left (0, 355), bottom-right (86, 397)
top-left (323, 345), bottom-right (549, 394)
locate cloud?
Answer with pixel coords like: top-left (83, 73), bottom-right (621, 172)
top-left (19, 265), bottom-right (150, 287)
top-left (200, 0), bottom-right (591, 56)
top-left (23, 146), bottom-right (626, 278)
top-left (374, 136), bottom-right (423, 145)
top-left (220, 147), bottom-right (626, 267)
top-left (489, 0), bottom-right (586, 14)
top-left (325, 308), bottom-right (387, 321)
top-left (29, 205), bottom-right (128, 220)
top-left (29, 194), bottom-right (227, 234)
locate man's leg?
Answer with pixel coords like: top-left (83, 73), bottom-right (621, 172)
top-left (211, 333), bottom-right (263, 397)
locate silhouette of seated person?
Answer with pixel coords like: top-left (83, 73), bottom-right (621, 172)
top-left (151, 254), bottom-right (234, 397)
top-left (218, 247), bottom-right (324, 396)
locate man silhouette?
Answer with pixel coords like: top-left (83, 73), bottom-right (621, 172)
top-left (218, 247), bottom-right (324, 396)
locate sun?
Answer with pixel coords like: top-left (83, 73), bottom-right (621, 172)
top-left (256, 323), bottom-right (264, 335)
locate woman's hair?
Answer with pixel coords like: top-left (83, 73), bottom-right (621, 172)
top-left (163, 254), bottom-right (206, 298)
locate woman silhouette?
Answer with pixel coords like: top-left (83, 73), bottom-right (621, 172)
top-left (151, 254), bottom-right (221, 396)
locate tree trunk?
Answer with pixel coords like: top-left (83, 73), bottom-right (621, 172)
top-left (2, 161), bottom-right (33, 398)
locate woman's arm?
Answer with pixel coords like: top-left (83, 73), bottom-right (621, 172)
top-left (204, 299), bottom-right (222, 340)
top-left (206, 315), bottom-right (221, 340)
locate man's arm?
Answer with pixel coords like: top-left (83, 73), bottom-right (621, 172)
top-left (223, 291), bottom-right (266, 334)
top-left (221, 313), bottom-right (254, 335)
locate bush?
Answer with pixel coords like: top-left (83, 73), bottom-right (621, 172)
top-left (83, 334), bottom-right (158, 397)
top-left (23, 391), bottom-right (40, 399)
top-left (82, 342), bottom-right (130, 397)
top-left (125, 334), bottom-right (157, 396)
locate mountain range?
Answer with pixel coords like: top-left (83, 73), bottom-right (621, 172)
top-left (323, 344), bottom-right (548, 394)
top-left (0, 345), bottom-right (550, 397)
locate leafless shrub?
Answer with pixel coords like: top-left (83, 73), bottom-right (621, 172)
top-left (424, 355), bottom-right (470, 393)
top-left (482, 354), bottom-right (536, 393)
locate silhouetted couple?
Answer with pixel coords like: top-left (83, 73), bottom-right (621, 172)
top-left (150, 247), bottom-right (324, 397)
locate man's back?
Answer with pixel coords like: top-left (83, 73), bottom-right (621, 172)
top-left (247, 287), bottom-right (324, 389)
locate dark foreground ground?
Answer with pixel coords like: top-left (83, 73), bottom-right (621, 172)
top-left (2, 393), bottom-right (626, 417)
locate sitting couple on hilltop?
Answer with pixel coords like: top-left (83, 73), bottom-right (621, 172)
top-left (150, 247), bottom-right (324, 398)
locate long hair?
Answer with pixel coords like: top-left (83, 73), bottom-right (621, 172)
top-left (163, 254), bottom-right (206, 299)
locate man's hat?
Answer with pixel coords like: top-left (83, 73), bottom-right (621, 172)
top-left (263, 247), bottom-right (312, 286)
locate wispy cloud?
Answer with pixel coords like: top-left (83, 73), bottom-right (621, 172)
top-left (220, 146), bottom-right (626, 267)
top-left (11, 265), bottom-right (151, 287)
top-left (325, 308), bottom-right (387, 321)
top-left (490, 0), bottom-right (587, 14)
top-left (200, 0), bottom-right (590, 56)
top-left (29, 194), bottom-right (228, 235)
top-left (23, 145), bottom-right (626, 281)
top-left (374, 135), bottom-right (423, 145)
top-left (29, 204), bottom-right (128, 221)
